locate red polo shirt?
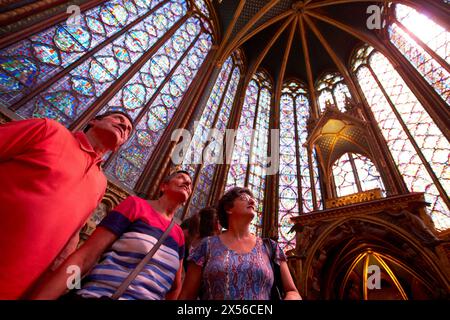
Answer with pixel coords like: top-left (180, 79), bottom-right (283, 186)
top-left (0, 118), bottom-right (107, 299)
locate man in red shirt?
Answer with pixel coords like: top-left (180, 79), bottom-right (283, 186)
top-left (0, 111), bottom-right (133, 299)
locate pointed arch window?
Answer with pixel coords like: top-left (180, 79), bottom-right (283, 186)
top-left (2, 0), bottom-right (188, 122)
top-left (332, 152), bottom-right (385, 198)
top-left (278, 81), bottom-right (322, 251)
top-left (225, 71), bottom-right (272, 236)
top-left (352, 45), bottom-right (450, 231)
top-left (316, 72), bottom-right (353, 113)
top-left (388, 4), bottom-right (450, 104)
top-left (0, 0), bottom-right (215, 190)
top-left (180, 54), bottom-right (241, 218)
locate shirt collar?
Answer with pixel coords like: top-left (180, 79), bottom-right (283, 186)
top-left (73, 131), bottom-right (103, 165)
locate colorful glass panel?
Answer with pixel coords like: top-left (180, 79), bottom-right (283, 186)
top-left (353, 153), bottom-right (385, 193)
top-left (278, 93), bottom-right (299, 251)
top-left (277, 82), bottom-right (322, 252)
top-left (0, 0), bottom-right (167, 107)
top-left (312, 150), bottom-right (323, 210)
top-left (247, 86), bottom-right (271, 236)
top-left (184, 61), bottom-right (241, 217)
top-left (105, 32), bottom-right (212, 188)
top-left (395, 4), bottom-right (449, 63)
top-left (2, 0), bottom-right (215, 195)
top-left (98, 16), bottom-right (200, 120)
top-left (316, 72), bottom-right (352, 112)
top-left (225, 72), bottom-right (272, 236)
top-left (183, 57), bottom-right (233, 166)
top-left (295, 94), bottom-right (321, 212)
top-left (193, 0), bottom-right (210, 18)
top-left (353, 47), bottom-right (450, 230)
top-left (225, 80), bottom-right (258, 188)
top-left (332, 153), bottom-right (384, 197)
top-left (370, 52), bottom-right (449, 198)
top-left (389, 23), bottom-right (450, 104)
top-left (16, 0), bottom-right (187, 125)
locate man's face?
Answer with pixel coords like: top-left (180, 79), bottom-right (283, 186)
top-left (89, 113), bottom-right (133, 150)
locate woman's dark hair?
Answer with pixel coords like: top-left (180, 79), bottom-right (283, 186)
top-left (181, 214), bottom-right (200, 238)
top-left (198, 207), bottom-right (220, 238)
top-left (216, 187), bottom-right (254, 229)
top-left (180, 214), bottom-right (200, 255)
top-left (83, 110), bottom-right (134, 133)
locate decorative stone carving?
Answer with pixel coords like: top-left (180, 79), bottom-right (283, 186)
top-left (384, 209), bottom-right (443, 246)
top-left (326, 188), bottom-right (382, 208)
top-left (290, 192), bottom-right (449, 299)
top-left (312, 249), bottom-right (328, 272)
top-left (401, 243), bottom-right (418, 259)
top-left (323, 222), bottom-right (356, 244)
top-left (294, 223), bottom-right (320, 258)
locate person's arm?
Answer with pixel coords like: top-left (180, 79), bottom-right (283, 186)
top-left (165, 260), bottom-right (184, 300)
top-left (0, 118), bottom-right (48, 160)
top-left (279, 261), bottom-right (302, 300)
top-left (29, 227), bottom-right (117, 300)
top-left (49, 231), bottom-right (81, 272)
top-left (178, 262), bottom-right (202, 300)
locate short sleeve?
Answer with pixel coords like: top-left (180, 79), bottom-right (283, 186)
top-left (187, 237), bottom-right (208, 267)
top-left (0, 118), bottom-right (47, 160)
top-left (175, 224), bottom-right (185, 260)
top-left (98, 196), bottom-right (138, 236)
top-left (270, 239), bottom-right (287, 265)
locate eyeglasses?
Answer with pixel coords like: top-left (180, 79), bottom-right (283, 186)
top-left (237, 193), bottom-right (255, 202)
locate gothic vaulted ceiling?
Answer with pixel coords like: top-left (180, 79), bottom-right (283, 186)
top-left (210, 0), bottom-right (398, 84)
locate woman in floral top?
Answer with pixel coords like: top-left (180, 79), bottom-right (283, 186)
top-left (179, 187), bottom-right (301, 300)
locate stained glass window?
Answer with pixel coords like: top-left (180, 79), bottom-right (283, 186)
top-left (181, 55), bottom-right (241, 218)
top-left (105, 31), bottom-right (212, 188)
top-left (332, 152), bottom-right (385, 197)
top-left (1, 0), bottom-right (215, 191)
top-left (332, 153), bottom-right (358, 197)
top-left (394, 4), bottom-right (449, 62)
top-left (352, 153), bottom-right (385, 193)
top-left (352, 45), bottom-right (450, 231)
top-left (225, 71), bottom-right (272, 235)
top-left (0, 0), bottom-right (169, 109)
top-left (278, 81), bottom-right (322, 251)
top-left (193, 0), bottom-right (210, 18)
top-left (389, 4), bottom-right (450, 104)
top-left (316, 72), bottom-right (353, 113)
top-left (17, 0), bottom-right (188, 125)
top-left (98, 15), bottom-right (201, 121)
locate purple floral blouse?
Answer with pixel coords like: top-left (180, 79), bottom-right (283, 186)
top-left (188, 236), bottom-right (286, 300)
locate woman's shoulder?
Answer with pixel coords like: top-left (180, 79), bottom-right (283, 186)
top-left (257, 237), bottom-right (280, 255)
top-left (196, 235), bottom-right (222, 252)
top-left (118, 195), bottom-right (145, 207)
top-left (199, 235), bottom-right (219, 246)
top-left (126, 195), bottom-right (148, 205)
top-left (170, 223), bottom-right (185, 247)
top-left (188, 236), bottom-right (214, 258)
top-left (260, 237), bottom-right (287, 262)
top-left (258, 237), bottom-right (277, 246)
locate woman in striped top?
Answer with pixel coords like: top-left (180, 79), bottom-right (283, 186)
top-left (31, 170), bottom-right (192, 300)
